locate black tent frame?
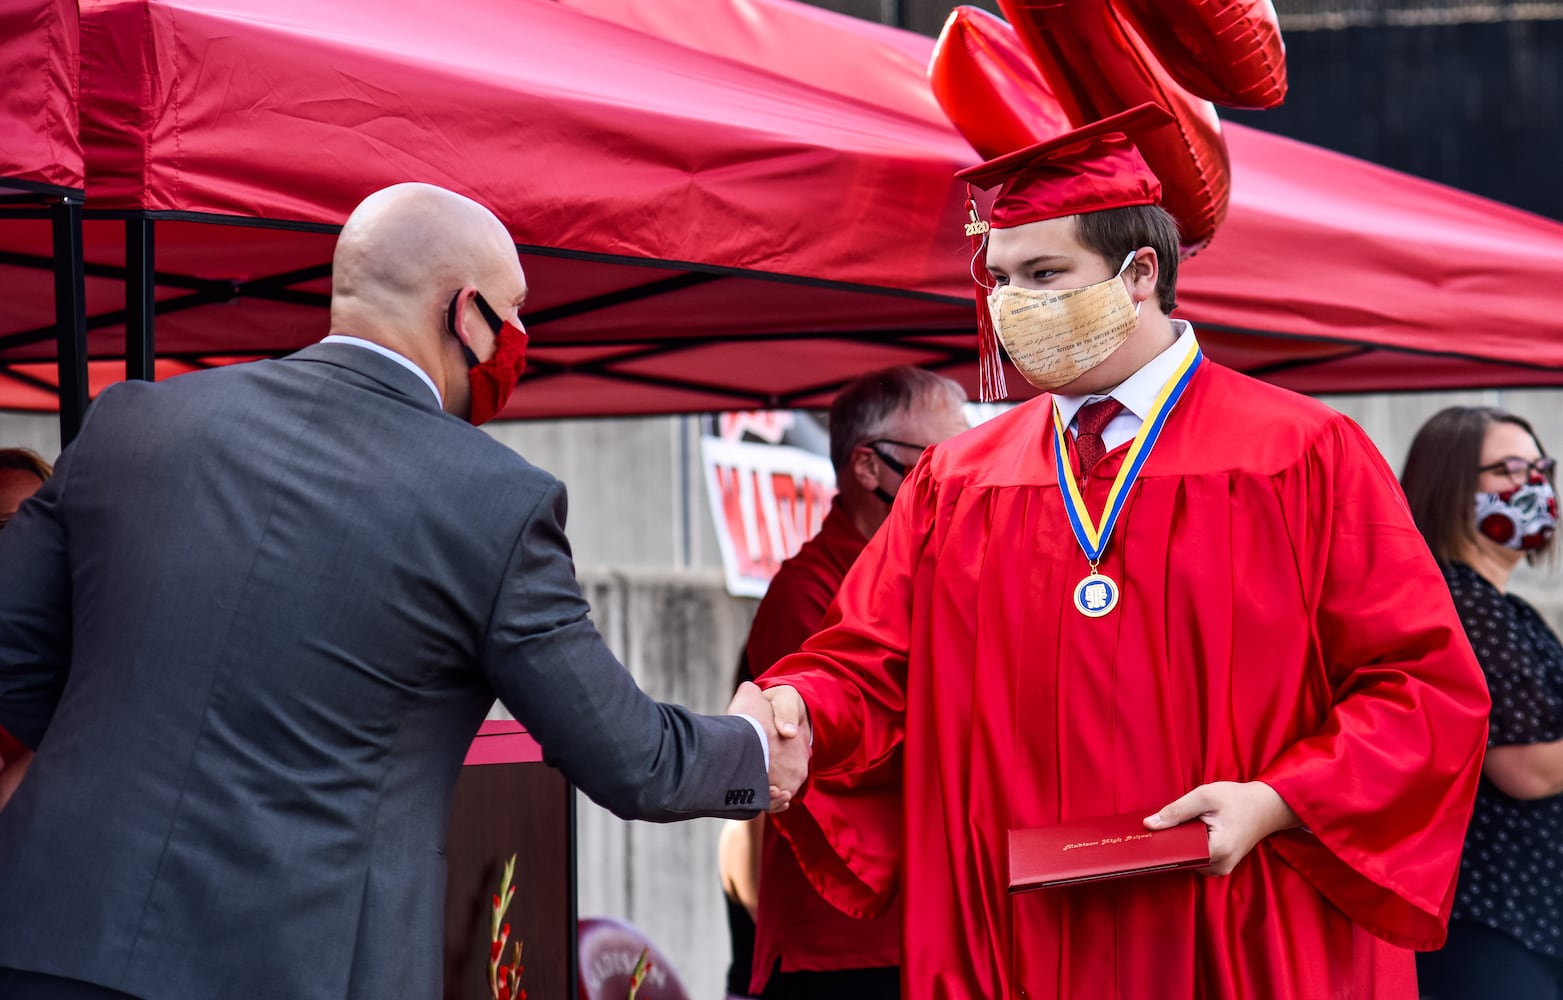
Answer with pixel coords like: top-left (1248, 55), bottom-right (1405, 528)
top-left (9, 208), bottom-right (1563, 451)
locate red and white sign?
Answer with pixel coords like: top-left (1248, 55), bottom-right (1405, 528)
top-left (702, 436), bottom-right (836, 599)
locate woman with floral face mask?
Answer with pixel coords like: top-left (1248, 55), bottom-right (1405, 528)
top-left (1403, 406), bottom-right (1563, 999)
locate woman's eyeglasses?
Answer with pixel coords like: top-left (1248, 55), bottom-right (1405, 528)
top-left (1476, 456), bottom-right (1557, 480)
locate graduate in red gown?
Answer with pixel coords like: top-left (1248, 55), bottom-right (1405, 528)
top-left (757, 105), bottom-right (1491, 999)
top-left (743, 367), bottom-right (968, 999)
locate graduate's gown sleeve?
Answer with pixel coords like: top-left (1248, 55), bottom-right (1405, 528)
top-left (757, 458), bottom-right (942, 913)
top-left (748, 530), bottom-right (903, 918)
top-left (760, 457), bottom-right (939, 777)
top-left (1258, 416), bottom-right (1490, 950)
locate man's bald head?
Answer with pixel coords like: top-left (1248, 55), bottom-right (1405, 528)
top-left (332, 183), bottom-right (520, 317)
top-left (327, 183), bottom-right (528, 416)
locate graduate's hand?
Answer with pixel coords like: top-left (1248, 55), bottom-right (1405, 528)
top-left (727, 682), bottom-right (809, 812)
top-left (1143, 780), bottom-right (1300, 876)
top-left (762, 685), bottom-right (812, 812)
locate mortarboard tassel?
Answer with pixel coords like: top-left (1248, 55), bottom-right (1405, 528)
top-left (965, 192), bottom-right (1006, 402)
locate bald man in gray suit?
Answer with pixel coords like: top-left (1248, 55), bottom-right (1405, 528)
top-left (0, 184), bottom-right (808, 1000)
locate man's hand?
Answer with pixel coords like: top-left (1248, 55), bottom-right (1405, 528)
top-left (727, 682), bottom-right (810, 813)
top-left (1144, 780), bottom-right (1299, 876)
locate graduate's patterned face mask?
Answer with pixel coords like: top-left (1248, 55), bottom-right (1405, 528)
top-left (1476, 475), bottom-right (1559, 551)
top-left (986, 252), bottom-right (1140, 392)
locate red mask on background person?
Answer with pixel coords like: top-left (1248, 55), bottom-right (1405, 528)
top-left (448, 290), bottom-right (528, 425)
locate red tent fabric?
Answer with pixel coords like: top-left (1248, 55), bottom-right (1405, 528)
top-left (569, 0), bottom-right (1563, 396)
top-left (1182, 124), bottom-right (1563, 392)
top-left (0, 0), bottom-right (977, 416)
top-left (0, 0), bottom-right (82, 196)
top-left (1, 0), bottom-right (1560, 417)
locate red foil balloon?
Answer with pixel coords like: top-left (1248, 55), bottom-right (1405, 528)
top-left (1116, 0), bottom-right (1287, 110)
top-left (938, 3), bottom-right (1230, 255)
top-left (928, 6), bottom-right (1071, 160)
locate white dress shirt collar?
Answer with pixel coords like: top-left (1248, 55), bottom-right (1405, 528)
top-left (320, 335), bottom-right (443, 407)
top-left (1053, 319), bottom-right (1198, 430)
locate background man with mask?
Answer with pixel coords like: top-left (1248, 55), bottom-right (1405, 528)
top-left (0, 183), bottom-right (806, 1000)
top-left (755, 106), bottom-right (1491, 998)
top-left (729, 366), bottom-right (966, 1000)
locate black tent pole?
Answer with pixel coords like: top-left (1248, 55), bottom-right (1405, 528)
top-left (52, 196), bottom-right (88, 446)
top-left (126, 217), bottom-right (156, 382)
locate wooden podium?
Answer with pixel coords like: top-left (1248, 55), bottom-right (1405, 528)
top-left (443, 721), bottom-right (576, 999)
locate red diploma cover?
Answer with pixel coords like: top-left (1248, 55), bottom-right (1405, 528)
top-left (1009, 812), bottom-right (1210, 892)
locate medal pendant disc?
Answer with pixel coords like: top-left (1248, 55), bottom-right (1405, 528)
top-left (1074, 573), bottom-right (1120, 618)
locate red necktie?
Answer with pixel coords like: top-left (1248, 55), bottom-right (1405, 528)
top-left (1074, 397), bottom-right (1125, 478)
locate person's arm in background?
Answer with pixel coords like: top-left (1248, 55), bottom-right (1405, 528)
top-left (1486, 741), bottom-right (1563, 800)
top-left (1453, 586), bottom-right (1563, 801)
top-left (719, 815), bottom-right (765, 919)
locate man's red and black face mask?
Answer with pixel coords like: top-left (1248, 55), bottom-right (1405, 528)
top-left (447, 291), bottom-right (528, 425)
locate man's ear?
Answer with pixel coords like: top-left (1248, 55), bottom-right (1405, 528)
top-left (447, 285), bottom-right (479, 348)
top-left (850, 446), bottom-right (880, 492)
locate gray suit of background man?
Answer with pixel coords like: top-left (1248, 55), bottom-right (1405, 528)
top-left (0, 184), bottom-right (800, 1000)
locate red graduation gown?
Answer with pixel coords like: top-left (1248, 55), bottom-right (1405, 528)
top-left (759, 362), bottom-right (1489, 999)
top-left (745, 499), bottom-right (901, 989)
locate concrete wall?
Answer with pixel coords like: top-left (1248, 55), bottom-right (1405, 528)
top-left (0, 411), bottom-right (61, 464)
top-left (570, 569), bottom-right (757, 1000)
top-left (482, 417), bottom-right (726, 574)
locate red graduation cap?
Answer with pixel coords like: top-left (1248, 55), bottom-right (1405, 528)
top-left (958, 103), bottom-right (1175, 229)
top-left (956, 103), bottom-right (1174, 401)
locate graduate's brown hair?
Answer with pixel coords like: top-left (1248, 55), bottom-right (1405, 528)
top-left (1401, 406), bottom-right (1555, 568)
top-left (1075, 204), bottom-right (1181, 315)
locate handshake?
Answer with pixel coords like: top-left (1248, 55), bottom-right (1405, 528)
top-left (728, 681), bottom-right (812, 813)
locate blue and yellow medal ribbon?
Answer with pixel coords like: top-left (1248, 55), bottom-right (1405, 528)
top-left (1051, 340), bottom-right (1204, 563)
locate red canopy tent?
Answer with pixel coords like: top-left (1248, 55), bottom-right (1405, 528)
top-left (2, 0), bottom-right (1562, 431)
top-left (0, 0), bottom-right (80, 197)
top-left (0, 0), bottom-right (979, 425)
top-left (0, 0), bottom-right (89, 432)
top-left (565, 0), bottom-right (1563, 397)
top-left (1181, 123), bottom-right (1563, 393)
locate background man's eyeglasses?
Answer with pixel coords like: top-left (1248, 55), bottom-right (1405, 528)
top-left (863, 438), bottom-right (933, 477)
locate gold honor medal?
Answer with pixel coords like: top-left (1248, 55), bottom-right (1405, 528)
top-left (1052, 340), bottom-right (1204, 618)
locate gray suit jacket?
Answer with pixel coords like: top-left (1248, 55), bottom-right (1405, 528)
top-left (0, 343), bottom-right (766, 999)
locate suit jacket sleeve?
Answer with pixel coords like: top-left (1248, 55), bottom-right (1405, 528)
top-left (481, 479), bottom-right (769, 821)
top-left (0, 444), bottom-right (74, 749)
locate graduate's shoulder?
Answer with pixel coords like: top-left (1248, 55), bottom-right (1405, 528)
top-left (1195, 362), bottom-right (1341, 428)
top-left (1182, 363), bottom-right (1368, 470)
